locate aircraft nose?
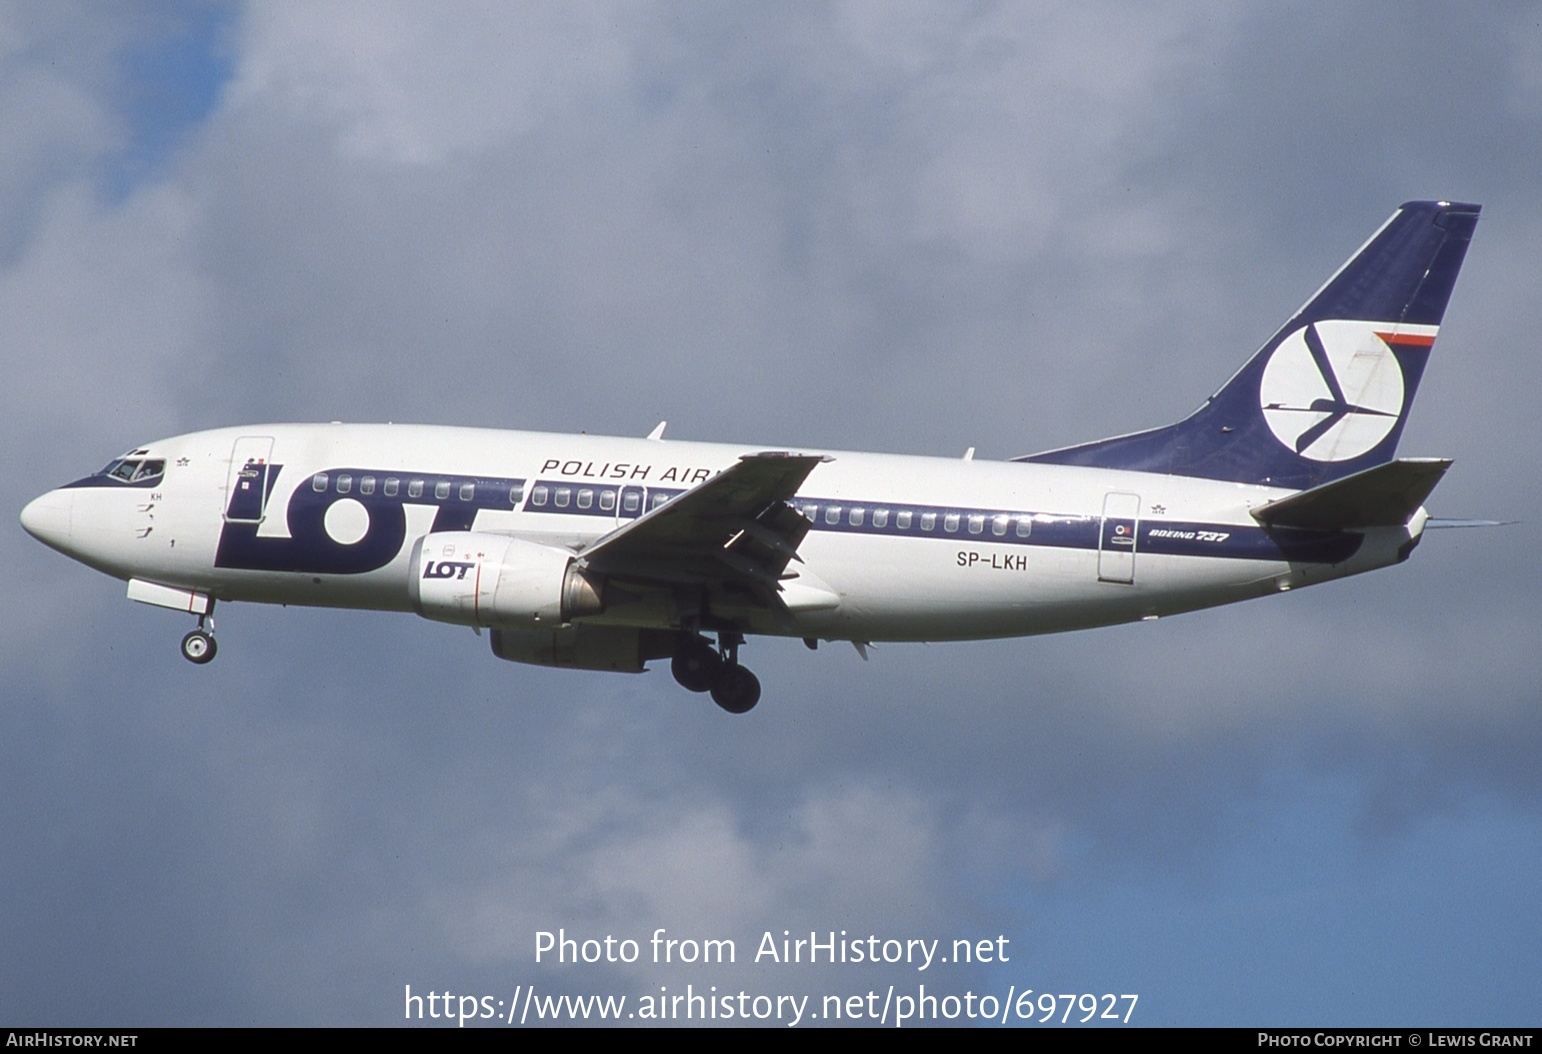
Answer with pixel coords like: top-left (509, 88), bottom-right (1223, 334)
top-left (20, 489), bottom-right (74, 553)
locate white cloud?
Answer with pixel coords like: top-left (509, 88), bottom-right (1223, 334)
top-left (231, 2), bottom-right (635, 166)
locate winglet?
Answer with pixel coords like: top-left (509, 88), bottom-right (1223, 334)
top-left (647, 421), bottom-right (667, 441)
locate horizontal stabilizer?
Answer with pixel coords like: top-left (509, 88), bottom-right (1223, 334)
top-left (1426, 518), bottom-right (1514, 529)
top-left (1251, 458), bottom-right (1452, 530)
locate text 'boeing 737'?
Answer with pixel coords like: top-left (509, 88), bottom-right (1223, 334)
top-left (21, 201), bottom-right (1480, 713)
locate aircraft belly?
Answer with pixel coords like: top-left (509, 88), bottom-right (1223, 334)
top-left (799, 534), bottom-right (1299, 642)
top-left (206, 565), bottom-right (413, 611)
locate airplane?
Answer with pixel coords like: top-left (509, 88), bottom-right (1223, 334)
top-left (20, 200), bottom-right (1480, 714)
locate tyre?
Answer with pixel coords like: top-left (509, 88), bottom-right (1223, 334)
top-left (181, 630), bottom-right (217, 664)
top-left (710, 665), bottom-right (760, 714)
top-left (671, 641), bottom-right (721, 692)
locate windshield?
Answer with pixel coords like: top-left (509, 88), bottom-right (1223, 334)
top-left (99, 458), bottom-right (166, 485)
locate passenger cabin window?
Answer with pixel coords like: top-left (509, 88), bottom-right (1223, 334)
top-left (408, 479), bottom-right (423, 498)
top-left (824, 506), bottom-right (841, 525)
top-left (944, 513), bottom-right (960, 533)
top-left (531, 485), bottom-right (549, 506)
top-left (623, 491), bottom-right (640, 513)
top-left (360, 476), bottom-right (376, 496)
top-left (968, 514), bottom-right (984, 535)
top-left (896, 510), bottom-right (912, 530)
top-left (459, 482), bottom-right (475, 501)
top-left (434, 481), bottom-right (450, 500)
top-left (650, 492), bottom-right (670, 510)
top-left (384, 478), bottom-right (399, 497)
top-left (1015, 517), bottom-right (1032, 538)
top-left (992, 514), bottom-right (1009, 537)
top-left (920, 512), bottom-right (936, 531)
top-left (336, 474), bottom-right (352, 494)
top-left (509, 482), bottom-right (524, 505)
top-left (312, 473), bottom-right (329, 492)
top-left (872, 508), bottom-right (888, 528)
top-left (555, 487), bottom-right (571, 508)
top-left (849, 507), bottom-right (864, 526)
top-left (577, 488), bottom-right (593, 510)
top-left (599, 489), bottom-right (616, 511)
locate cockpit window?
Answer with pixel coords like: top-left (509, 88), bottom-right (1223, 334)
top-left (100, 458), bottom-right (165, 485)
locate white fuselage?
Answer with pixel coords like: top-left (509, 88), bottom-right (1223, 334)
top-left (21, 423), bottom-right (1420, 643)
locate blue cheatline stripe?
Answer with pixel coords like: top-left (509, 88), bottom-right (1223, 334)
top-left (410, 477), bottom-right (1359, 566)
top-left (783, 496), bottom-right (1359, 565)
top-left (208, 466), bottom-right (1364, 574)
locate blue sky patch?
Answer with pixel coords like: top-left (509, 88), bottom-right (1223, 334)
top-left (106, 3), bottom-right (236, 201)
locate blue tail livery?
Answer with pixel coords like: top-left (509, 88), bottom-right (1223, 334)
top-left (1018, 200), bottom-right (1480, 491)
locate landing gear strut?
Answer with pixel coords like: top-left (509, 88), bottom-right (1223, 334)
top-left (180, 611), bottom-right (217, 664)
top-left (672, 631), bottom-right (761, 713)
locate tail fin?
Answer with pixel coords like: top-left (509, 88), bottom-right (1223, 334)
top-left (1018, 201), bottom-right (1481, 490)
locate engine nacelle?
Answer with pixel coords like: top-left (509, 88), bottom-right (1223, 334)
top-left (490, 625), bottom-right (675, 673)
top-left (408, 531), bottom-right (604, 628)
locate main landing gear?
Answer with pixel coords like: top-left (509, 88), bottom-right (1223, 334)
top-left (672, 632), bottom-right (761, 714)
top-left (180, 611), bottom-right (217, 664)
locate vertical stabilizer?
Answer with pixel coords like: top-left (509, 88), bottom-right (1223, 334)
top-left (1019, 201), bottom-right (1480, 489)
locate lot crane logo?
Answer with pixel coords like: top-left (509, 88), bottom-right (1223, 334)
top-left (1259, 320), bottom-right (1406, 462)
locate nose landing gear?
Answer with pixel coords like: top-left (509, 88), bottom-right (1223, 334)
top-left (672, 631), bottom-right (761, 713)
top-left (180, 612), bottom-right (217, 664)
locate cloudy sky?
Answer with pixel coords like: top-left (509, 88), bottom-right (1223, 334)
top-left (5, 1), bottom-right (1540, 1027)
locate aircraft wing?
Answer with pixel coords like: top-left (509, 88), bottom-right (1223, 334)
top-left (576, 451), bottom-right (830, 604)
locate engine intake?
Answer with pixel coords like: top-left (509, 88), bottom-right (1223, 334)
top-left (408, 531), bottom-right (604, 628)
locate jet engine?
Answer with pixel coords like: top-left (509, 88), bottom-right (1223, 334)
top-left (408, 531), bottom-right (604, 628)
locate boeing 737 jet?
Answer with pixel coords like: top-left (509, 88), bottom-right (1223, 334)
top-left (21, 201), bottom-right (1480, 713)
